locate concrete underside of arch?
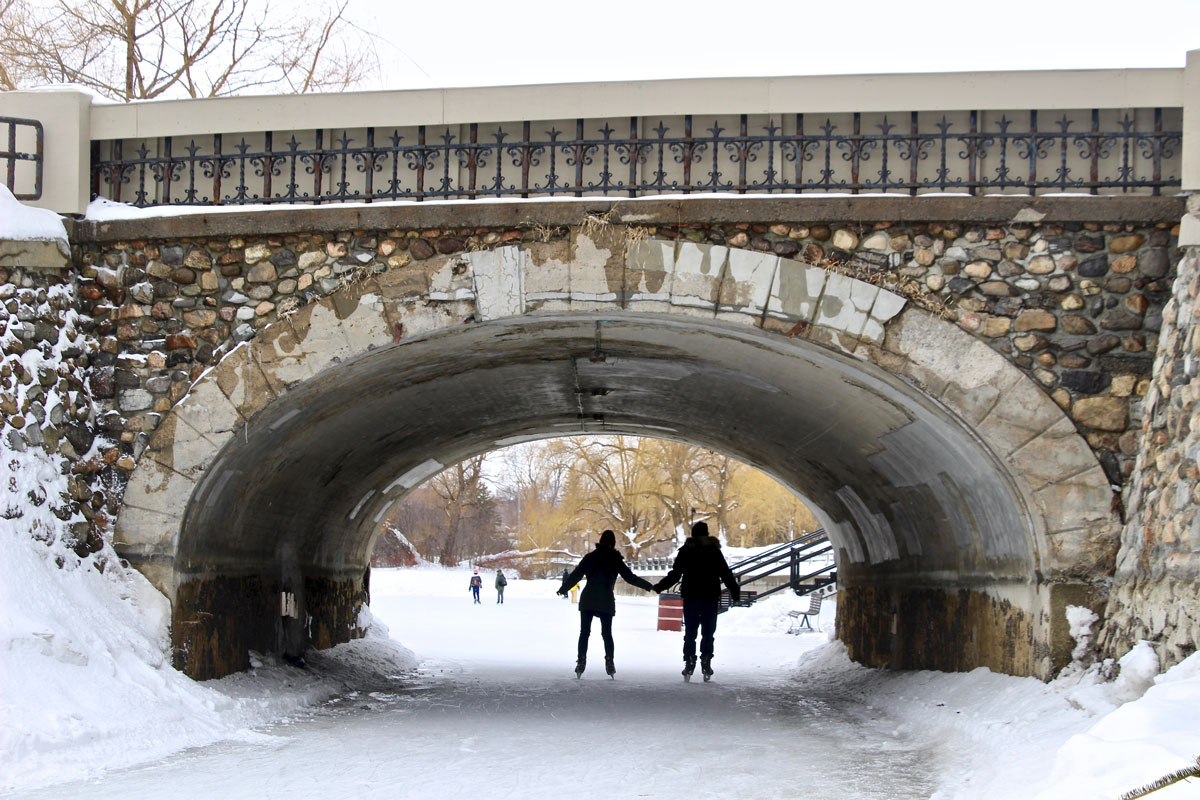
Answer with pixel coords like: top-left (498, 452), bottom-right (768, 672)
top-left (115, 244), bottom-right (1119, 681)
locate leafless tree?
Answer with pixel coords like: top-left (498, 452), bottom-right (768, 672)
top-left (0, 0), bottom-right (376, 101)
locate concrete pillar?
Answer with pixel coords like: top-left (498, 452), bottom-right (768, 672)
top-left (0, 89), bottom-right (93, 215)
top-left (1184, 50), bottom-right (1200, 195)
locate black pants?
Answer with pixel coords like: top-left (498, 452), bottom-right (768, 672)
top-left (682, 600), bottom-right (719, 661)
top-left (578, 610), bottom-right (614, 660)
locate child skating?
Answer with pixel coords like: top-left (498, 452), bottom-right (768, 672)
top-left (469, 569), bottom-right (482, 604)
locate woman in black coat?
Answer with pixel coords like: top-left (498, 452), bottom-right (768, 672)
top-left (557, 529), bottom-right (655, 678)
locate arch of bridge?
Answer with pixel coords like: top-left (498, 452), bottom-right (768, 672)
top-left (114, 238), bottom-right (1118, 676)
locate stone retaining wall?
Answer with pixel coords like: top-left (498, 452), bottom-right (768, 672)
top-left (1101, 235), bottom-right (1200, 669)
top-left (0, 264), bottom-right (103, 551)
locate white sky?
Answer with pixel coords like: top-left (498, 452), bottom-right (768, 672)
top-left (350, 0), bottom-right (1200, 91)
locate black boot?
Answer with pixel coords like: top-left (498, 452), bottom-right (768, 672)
top-left (605, 657), bottom-right (616, 678)
top-left (701, 657), bottom-right (713, 681)
top-left (575, 657), bottom-right (586, 678)
top-left (682, 657), bottom-right (696, 681)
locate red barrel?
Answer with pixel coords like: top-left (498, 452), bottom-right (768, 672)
top-left (657, 593), bottom-right (683, 631)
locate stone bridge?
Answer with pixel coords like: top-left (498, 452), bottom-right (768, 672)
top-left (3, 64), bottom-right (1200, 681)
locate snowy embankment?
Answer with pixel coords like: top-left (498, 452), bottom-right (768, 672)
top-left (790, 639), bottom-right (1200, 799)
top-left (0, 532), bottom-right (417, 791)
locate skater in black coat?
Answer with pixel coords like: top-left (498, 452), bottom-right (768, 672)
top-left (557, 529), bottom-right (655, 678)
top-left (654, 521), bottom-right (740, 681)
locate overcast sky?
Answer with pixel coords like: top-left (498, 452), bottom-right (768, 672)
top-left (350, 0), bottom-right (1200, 91)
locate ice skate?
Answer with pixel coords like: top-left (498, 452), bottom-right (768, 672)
top-left (574, 657), bottom-right (585, 678)
top-left (605, 657), bottom-right (616, 679)
top-left (682, 657), bottom-right (696, 682)
top-left (701, 657), bottom-right (713, 682)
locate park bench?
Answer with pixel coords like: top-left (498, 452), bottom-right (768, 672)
top-left (786, 593), bottom-right (823, 633)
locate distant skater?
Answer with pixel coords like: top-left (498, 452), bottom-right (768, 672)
top-left (557, 530), bottom-right (655, 678)
top-left (469, 569), bottom-right (482, 604)
top-left (495, 569), bottom-right (508, 604)
top-left (654, 521), bottom-right (740, 682)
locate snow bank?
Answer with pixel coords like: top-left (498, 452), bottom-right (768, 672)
top-left (0, 532), bottom-right (244, 790)
top-left (0, 430), bottom-right (417, 792)
top-left (0, 531), bottom-right (418, 792)
top-left (0, 186), bottom-right (68, 243)
top-left (790, 635), bottom-right (1200, 799)
top-left (1033, 651), bottom-right (1200, 800)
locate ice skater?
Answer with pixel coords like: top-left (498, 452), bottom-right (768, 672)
top-left (469, 569), bottom-right (482, 604)
top-left (654, 521), bottom-right (740, 682)
top-left (557, 529), bottom-right (655, 678)
top-left (495, 569), bottom-right (507, 603)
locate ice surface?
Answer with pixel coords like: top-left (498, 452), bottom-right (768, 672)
top-left (3, 555), bottom-right (1199, 798)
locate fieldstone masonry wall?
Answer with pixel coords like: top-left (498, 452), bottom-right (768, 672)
top-left (69, 213), bottom-right (1177, 528)
top-left (0, 263), bottom-right (105, 551)
top-left (1101, 227), bottom-right (1200, 669)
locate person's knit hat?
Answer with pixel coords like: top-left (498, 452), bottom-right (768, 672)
top-left (691, 521), bottom-right (709, 538)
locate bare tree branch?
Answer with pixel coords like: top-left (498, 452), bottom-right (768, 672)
top-left (0, 0), bottom-right (376, 101)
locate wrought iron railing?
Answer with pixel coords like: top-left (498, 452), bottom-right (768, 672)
top-left (2, 115), bottom-right (44, 201)
top-left (90, 109), bottom-right (1182, 207)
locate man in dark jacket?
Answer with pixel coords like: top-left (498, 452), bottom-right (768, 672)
top-left (654, 521), bottom-right (740, 681)
top-left (557, 529), bottom-right (655, 678)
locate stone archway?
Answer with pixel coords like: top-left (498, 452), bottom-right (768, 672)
top-left (114, 239), bottom-right (1118, 679)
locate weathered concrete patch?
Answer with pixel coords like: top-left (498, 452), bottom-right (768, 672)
top-left (212, 343), bottom-right (280, 420)
top-left (470, 247), bottom-right (525, 319)
top-left (0, 239), bottom-right (70, 269)
top-left (767, 257), bottom-right (826, 323)
top-left (428, 254), bottom-right (476, 302)
top-left (718, 248), bottom-right (777, 319)
top-left (523, 241), bottom-right (571, 310)
top-left (570, 230), bottom-right (622, 306)
top-left (815, 272), bottom-right (876, 339)
top-left (671, 242), bottom-right (725, 311)
top-left (625, 239), bottom-right (674, 311)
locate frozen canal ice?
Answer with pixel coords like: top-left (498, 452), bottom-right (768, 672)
top-left (3, 568), bottom-right (940, 799)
